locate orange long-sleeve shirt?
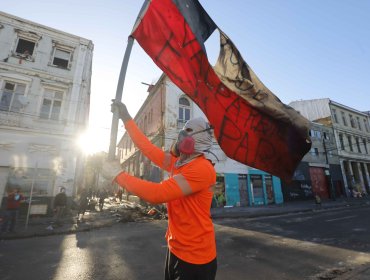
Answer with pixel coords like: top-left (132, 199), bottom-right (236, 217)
top-left (115, 120), bottom-right (216, 264)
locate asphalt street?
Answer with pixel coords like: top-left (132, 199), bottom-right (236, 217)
top-left (214, 205), bottom-right (370, 279)
top-left (0, 204), bottom-right (369, 280)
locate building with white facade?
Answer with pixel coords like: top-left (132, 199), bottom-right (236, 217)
top-left (0, 12), bottom-right (93, 211)
top-left (117, 74), bottom-right (283, 207)
top-left (290, 98), bottom-right (370, 196)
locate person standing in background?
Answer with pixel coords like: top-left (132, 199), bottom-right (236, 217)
top-left (77, 188), bottom-right (89, 222)
top-left (53, 187), bottom-right (67, 226)
top-left (1, 188), bottom-right (25, 233)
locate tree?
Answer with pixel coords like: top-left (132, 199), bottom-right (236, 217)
top-left (83, 152), bottom-right (106, 192)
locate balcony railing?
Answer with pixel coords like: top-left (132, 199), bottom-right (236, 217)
top-left (0, 110), bottom-right (21, 127)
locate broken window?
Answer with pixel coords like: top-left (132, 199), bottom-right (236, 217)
top-left (52, 48), bottom-right (71, 68)
top-left (0, 81), bottom-right (26, 112)
top-left (15, 38), bottom-right (35, 58)
top-left (40, 89), bottom-right (63, 120)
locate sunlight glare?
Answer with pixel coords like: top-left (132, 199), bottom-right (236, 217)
top-left (77, 129), bottom-right (108, 155)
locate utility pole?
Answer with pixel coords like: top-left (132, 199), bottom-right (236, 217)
top-left (323, 137), bottom-right (336, 200)
top-left (25, 162), bottom-right (38, 230)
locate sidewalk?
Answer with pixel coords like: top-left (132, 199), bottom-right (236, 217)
top-left (1, 196), bottom-right (369, 240)
top-left (211, 196), bottom-right (370, 219)
top-left (0, 198), bottom-right (137, 241)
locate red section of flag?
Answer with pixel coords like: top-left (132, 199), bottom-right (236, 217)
top-left (132, 0), bottom-right (310, 181)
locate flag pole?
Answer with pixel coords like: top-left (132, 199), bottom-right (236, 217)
top-left (108, 36), bottom-right (134, 160)
top-left (108, 0), bottom-right (150, 160)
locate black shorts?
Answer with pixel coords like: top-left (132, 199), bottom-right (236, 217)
top-left (164, 249), bottom-right (217, 280)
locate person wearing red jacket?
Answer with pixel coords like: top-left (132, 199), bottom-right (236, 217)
top-left (1, 188), bottom-right (25, 233)
top-left (108, 100), bottom-right (217, 280)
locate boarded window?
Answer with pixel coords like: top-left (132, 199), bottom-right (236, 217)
top-left (250, 174), bottom-right (263, 200)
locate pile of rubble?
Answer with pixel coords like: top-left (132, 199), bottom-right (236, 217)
top-left (106, 198), bottom-right (167, 223)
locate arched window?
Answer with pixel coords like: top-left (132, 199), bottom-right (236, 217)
top-left (179, 96), bottom-right (191, 122)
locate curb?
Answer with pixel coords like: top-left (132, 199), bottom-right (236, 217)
top-left (0, 219), bottom-right (117, 240)
top-left (211, 201), bottom-right (365, 220)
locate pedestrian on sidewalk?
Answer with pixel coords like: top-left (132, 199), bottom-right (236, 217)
top-left (116, 188), bottom-right (123, 202)
top-left (98, 189), bottom-right (108, 211)
top-left (105, 101), bottom-right (218, 280)
top-left (314, 193), bottom-right (322, 209)
top-left (53, 187), bottom-right (67, 226)
top-left (77, 188), bottom-right (89, 222)
top-left (1, 188), bottom-right (25, 233)
top-left (217, 192), bottom-right (226, 207)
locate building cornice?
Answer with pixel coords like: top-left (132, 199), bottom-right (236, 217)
top-left (0, 63), bottom-right (72, 85)
top-left (329, 100), bottom-right (369, 117)
top-left (0, 11), bottom-right (92, 45)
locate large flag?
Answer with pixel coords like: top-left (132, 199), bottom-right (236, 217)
top-left (131, 0), bottom-right (311, 181)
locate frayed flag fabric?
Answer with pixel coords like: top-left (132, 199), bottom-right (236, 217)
top-left (131, 0), bottom-right (311, 181)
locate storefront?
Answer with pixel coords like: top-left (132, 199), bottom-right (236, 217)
top-left (247, 170), bottom-right (283, 206)
top-left (282, 162), bottom-right (344, 201)
top-left (1, 167), bottom-right (58, 215)
top-left (215, 170), bottom-right (283, 207)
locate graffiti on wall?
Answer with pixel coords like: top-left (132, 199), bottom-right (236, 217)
top-left (283, 180), bottom-right (313, 201)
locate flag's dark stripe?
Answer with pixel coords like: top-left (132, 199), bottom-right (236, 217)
top-left (172, 0), bottom-right (217, 48)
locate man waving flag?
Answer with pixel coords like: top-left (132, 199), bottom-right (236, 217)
top-left (131, 0), bottom-right (311, 181)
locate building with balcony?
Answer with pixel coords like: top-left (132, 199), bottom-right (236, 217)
top-left (290, 98), bottom-right (370, 196)
top-left (0, 12), bottom-right (93, 211)
top-left (117, 74), bottom-right (283, 207)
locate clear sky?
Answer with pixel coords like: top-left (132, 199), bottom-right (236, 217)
top-left (2, 0), bottom-right (370, 153)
